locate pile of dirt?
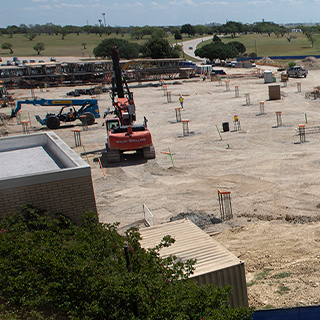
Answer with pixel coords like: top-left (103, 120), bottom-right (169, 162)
top-left (257, 56), bottom-right (275, 64)
top-left (301, 56), bottom-right (320, 70)
top-left (170, 211), bottom-right (220, 230)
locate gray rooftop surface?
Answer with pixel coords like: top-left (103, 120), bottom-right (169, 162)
top-left (0, 146), bottom-right (60, 179)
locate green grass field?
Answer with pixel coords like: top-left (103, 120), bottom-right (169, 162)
top-left (1, 32), bottom-right (320, 59)
top-left (0, 33), bottom-right (200, 58)
top-left (198, 32), bottom-right (320, 57)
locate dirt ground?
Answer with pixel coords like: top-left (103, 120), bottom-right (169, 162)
top-left (2, 64), bottom-right (320, 309)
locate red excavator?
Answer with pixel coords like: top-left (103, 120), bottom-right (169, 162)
top-left (104, 47), bottom-right (155, 162)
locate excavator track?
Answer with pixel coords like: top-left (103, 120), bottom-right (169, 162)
top-left (143, 145), bottom-right (156, 159)
top-left (106, 149), bottom-right (120, 162)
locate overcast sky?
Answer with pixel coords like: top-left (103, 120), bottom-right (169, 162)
top-left (1, 0), bottom-right (318, 28)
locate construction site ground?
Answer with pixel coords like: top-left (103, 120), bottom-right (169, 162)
top-left (3, 65), bottom-right (320, 309)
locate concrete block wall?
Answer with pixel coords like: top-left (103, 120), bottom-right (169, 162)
top-left (0, 175), bottom-right (97, 225)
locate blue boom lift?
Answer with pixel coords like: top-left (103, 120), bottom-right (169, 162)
top-left (11, 98), bottom-right (100, 129)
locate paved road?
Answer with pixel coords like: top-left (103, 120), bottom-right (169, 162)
top-left (179, 36), bottom-right (212, 62)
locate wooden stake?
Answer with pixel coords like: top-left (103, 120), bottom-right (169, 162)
top-left (98, 157), bottom-right (106, 178)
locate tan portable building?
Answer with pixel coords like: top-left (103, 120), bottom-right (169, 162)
top-left (140, 218), bottom-right (248, 308)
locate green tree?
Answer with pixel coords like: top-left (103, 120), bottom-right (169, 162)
top-left (228, 41), bottom-right (246, 54)
top-left (93, 38), bottom-right (140, 59)
top-left (1, 42), bottom-right (13, 53)
top-left (25, 32), bottom-right (37, 41)
top-left (114, 26), bottom-right (122, 35)
top-left (305, 30), bottom-right (314, 47)
top-left (174, 29), bottom-right (182, 40)
top-left (81, 42), bottom-right (87, 49)
top-left (180, 23), bottom-right (196, 37)
top-left (279, 26), bottom-right (288, 37)
top-left (0, 206), bottom-right (253, 320)
top-left (130, 26), bottom-right (144, 39)
top-left (288, 61), bottom-right (296, 67)
top-left (195, 42), bottom-right (238, 61)
top-left (151, 27), bottom-right (167, 39)
top-left (195, 25), bottom-right (206, 36)
top-left (33, 42), bottom-right (45, 55)
top-left (141, 37), bottom-right (179, 59)
top-left (213, 34), bottom-right (221, 42)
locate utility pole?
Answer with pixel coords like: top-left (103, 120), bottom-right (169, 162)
top-left (102, 13), bottom-right (106, 27)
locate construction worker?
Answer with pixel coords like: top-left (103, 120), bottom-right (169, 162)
top-left (179, 95), bottom-right (184, 108)
top-left (67, 108), bottom-right (74, 120)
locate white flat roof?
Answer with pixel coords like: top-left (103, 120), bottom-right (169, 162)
top-left (0, 132), bottom-right (91, 190)
top-left (140, 218), bottom-right (241, 277)
top-left (0, 146), bottom-right (60, 179)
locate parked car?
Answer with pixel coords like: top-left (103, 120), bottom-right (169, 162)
top-left (50, 57), bottom-right (56, 62)
top-left (29, 59), bottom-right (36, 63)
top-left (6, 60), bottom-right (13, 66)
top-left (13, 57), bottom-right (19, 62)
top-left (212, 69), bottom-right (226, 75)
top-left (0, 58), bottom-right (2, 62)
top-left (286, 66), bottom-right (308, 78)
top-left (188, 46), bottom-right (193, 50)
top-left (38, 60), bottom-right (44, 63)
top-left (14, 60), bottom-right (20, 66)
top-left (22, 60), bottom-right (28, 64)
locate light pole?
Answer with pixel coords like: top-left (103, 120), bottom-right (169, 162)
top-left (102, 13), bottom-right (106, 27)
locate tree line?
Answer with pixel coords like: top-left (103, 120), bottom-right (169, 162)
top-left (1, 21), bottom-right (314, 60)
top-left (0, 21), bottom-right (298, 41)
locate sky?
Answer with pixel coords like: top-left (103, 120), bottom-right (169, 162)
top-left (1, 0), bottom-right (319, 28)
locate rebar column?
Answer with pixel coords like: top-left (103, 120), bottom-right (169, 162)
top-left (174, 107), bottom-right (182, 122)
top-left (20, 120), bottom-right (30, 134)
top-left (72, 129), bottom-right (82, 147)
top-left (244, 93), bottom-right (250, 106)
top-left (218, 189), bottom-right (233, 221)
top-left (225, 80), bottom-right (230, 91)
top-left (235, 86), bottom-right (239, 98)
top-left (259, 101), bottom-right (265, 115)
top-left (298, 124), bottom-right (306, 143)
top-left (275, 111), bottom-right (282, 127)
top-left (166, 91), bottom-right (172, 103)
top-left (163, 85), bottom-right (168, 95)
top-left (297, 82), bottom-right (302, 93)
top-left (182, 119), bottom-right (189, 136)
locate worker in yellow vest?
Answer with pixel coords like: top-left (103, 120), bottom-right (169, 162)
top-left (179, 95), bottom-right (184, 108)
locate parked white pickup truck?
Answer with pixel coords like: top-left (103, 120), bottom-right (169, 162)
top-left (286, 66), bottom-right (308, 78)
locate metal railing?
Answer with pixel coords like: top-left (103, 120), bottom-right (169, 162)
top-left (143, 203), bottom-right (154, 227)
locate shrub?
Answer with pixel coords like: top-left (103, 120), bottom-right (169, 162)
top-left (288, 61), bottom-right (296, 68)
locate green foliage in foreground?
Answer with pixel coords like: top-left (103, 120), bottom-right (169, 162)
top-left (0, 206), bottom-right (253, 320)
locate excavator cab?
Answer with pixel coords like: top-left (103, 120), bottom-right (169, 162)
top-left (106, 118), bottom-right (120, 132)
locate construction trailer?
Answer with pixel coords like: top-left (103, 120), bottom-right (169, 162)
top-left (140, 218), bottom-right (248, 308)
